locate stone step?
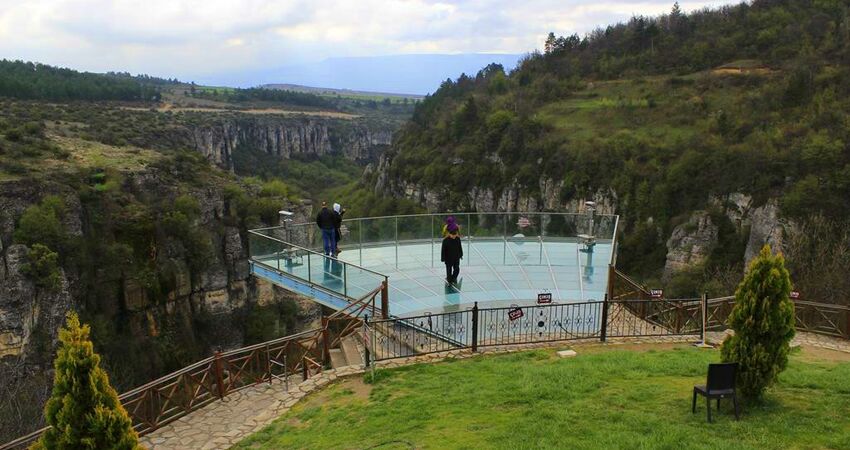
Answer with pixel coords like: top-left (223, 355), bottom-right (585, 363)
top-left (328, 348), bottom-right (347, 369)
top-left (341, 334), bottom-right (362, 367)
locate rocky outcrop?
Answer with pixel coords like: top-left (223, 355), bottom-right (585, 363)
top-left (744, 200), bottom-right (791, 264)
top-left (663, 212), bottom-right (719, 280)
top-left (0, 244), bottom-right (73, 358)
top-left (190, 117), bottom-right (393, 170)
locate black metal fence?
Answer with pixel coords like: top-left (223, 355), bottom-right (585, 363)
top-left (364, 298), bottom-right (711, 362)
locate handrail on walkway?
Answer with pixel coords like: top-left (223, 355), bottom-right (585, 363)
top-left (0, 284), bottom-right (384, 450)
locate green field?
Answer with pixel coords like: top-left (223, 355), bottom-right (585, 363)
top-left (235, 345), bottom-right (850, 449)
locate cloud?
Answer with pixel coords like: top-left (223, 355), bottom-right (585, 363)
top-left (0, 0), bottom-right (740, 83)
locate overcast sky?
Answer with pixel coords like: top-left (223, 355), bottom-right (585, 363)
top-left (0, 0), bottom-right (741, 83)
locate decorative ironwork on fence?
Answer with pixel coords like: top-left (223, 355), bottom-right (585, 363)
top-left (364, 297), bottom-right (705, 363)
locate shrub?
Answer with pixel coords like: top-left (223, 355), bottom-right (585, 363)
top-left (34, 313), bottom-right (142, 450)
top-left (721, 245), bottom-right (795, 399)
top-left (21, 244), bottom-right (62, 291)
top-left (14, 195), bottom-right (67, 251)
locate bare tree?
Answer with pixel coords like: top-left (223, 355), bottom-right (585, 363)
top-left (783, 216), bottom-right (850, 306)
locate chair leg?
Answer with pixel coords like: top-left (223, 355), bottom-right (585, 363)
top-left (692, 390), bottom-right (697, 413)
top-left (717, 398), bottom-right (721, 411)
top-left (706, 397), bottom-right (712, 423)
top-left (732, 394), bottom-right (740, 420)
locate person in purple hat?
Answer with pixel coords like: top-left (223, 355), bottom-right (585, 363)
top-left (441, 216), bottom-right (461, 238)
top-left (441, 221), bottom-right (463, 284)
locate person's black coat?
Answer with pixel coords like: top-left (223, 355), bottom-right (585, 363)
top-left (441, 235), bottom-right (463, 263)
top-left (316, 207), bottom-right (335, 229)
top-left (333, 209), bottom-right (345, 241)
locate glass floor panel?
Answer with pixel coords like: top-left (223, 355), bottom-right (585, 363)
top-left (256, 239), bottom-right (612, 317)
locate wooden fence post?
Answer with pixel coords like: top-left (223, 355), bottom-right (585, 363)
top-left (675, 301), bottom-right (684, 334)
top-left (381, 279), bottom-right (389, 319)
top-left (213, 352), bottom-right (225, 399)
top-left (321, 316), bottom-right (330, 368)
top-left (363, 315), bottom-right (371, 368)
top-left (266, 343), bottom-right (272, 385)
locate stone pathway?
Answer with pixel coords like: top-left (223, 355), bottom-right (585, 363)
top-left (139, 332), bottom-right (850, 450)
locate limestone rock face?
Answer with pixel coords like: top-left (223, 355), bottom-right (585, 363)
top-left (744, 200), bottom-right (790, 264)
top-left (0, 244), bottom-right (73, 359)
top-left (189, 117), bottom-right (394, 170)
top-left (375, 150), bottom-right (620, 216)
top-left (663, 212), bottom-right (719, 281)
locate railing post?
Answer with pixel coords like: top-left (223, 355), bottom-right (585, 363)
top-left (395, 216), bottom-right (399, 269)
top-left (466, 213), bottom-right (471, 266)
top-left (321, 316), bottom-right (330, 368)
top-left (845, 309), bottom-right (850, 339)
top-left (471, 302), bottom-right (479, 352)
top-left (343, 264), bottom-right (348, 297)
top-left (307, 251), bottom-right (312, 283)
top-left (302, 361), bottom-right (308, 381)
top-left (600, 294), bottom-right (609, 342)
top-left (213, 351), bottom-right (225, 399)
top-left (266, 343), bottom-right (272, 385)
top-left (380, 278), bottom-right (389, 319)
top-left (363, 314), bottom-right (371, 368)
top-left (701, 292), bottom-right (707, 341)
top-left (675, 301), bottom-right (684, 334)
top-left (431, 215), bottom-right (435, 268)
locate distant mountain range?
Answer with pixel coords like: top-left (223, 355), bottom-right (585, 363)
top-left (198, 53), bottom-right (525, 95)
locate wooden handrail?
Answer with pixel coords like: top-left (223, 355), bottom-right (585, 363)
top-left (1, 282), bottom-right (383, 450)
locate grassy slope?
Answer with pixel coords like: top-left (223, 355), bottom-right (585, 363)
top-left (236, 346), bottom-right (850, 450)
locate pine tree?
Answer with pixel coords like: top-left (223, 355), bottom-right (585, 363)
top-left (33, 313), bottom-right (142, 450)
top-left (721, 245), bottom-right (796, 399)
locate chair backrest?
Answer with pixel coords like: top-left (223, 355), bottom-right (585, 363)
top-left (706, 363), bottom-right (738, 391)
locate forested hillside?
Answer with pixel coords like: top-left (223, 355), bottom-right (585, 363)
top-left (373, 0), bottom-right (850, 297)
top-left (0, 60), bottom-right (172, 101)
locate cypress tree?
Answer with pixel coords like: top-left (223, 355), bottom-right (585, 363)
top-left (721, 245), bottom-right (796, 399)
top-left (33, 313), bottom-right (142, 450)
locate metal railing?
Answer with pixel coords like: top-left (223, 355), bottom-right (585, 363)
top-left (365, 297), bottom-right (699, 362)
top-left (257, 211), bottom-right (619, 268)
top-left (248, 230), bottom-right (390, 316)
top-left (363, 295), bottom-right (850, 363)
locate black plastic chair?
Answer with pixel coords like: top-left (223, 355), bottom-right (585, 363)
top-left (692, 362), bottom-right (740, 422)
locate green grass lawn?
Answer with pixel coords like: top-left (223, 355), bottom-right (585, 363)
top-left (234, 345), bottom-right (850, 449)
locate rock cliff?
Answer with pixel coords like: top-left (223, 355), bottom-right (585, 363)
top-left (0, 171), bottom-right (319, 371)
top-left (190, 116), bottom-right (393, 170)
top-left (375, 148), bottom-right (794, 283)
top-left (663, 212), bottom-right (719, 281)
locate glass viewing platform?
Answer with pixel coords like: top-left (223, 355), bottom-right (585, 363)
top-left (249, 212), bottom-right (618, 318)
